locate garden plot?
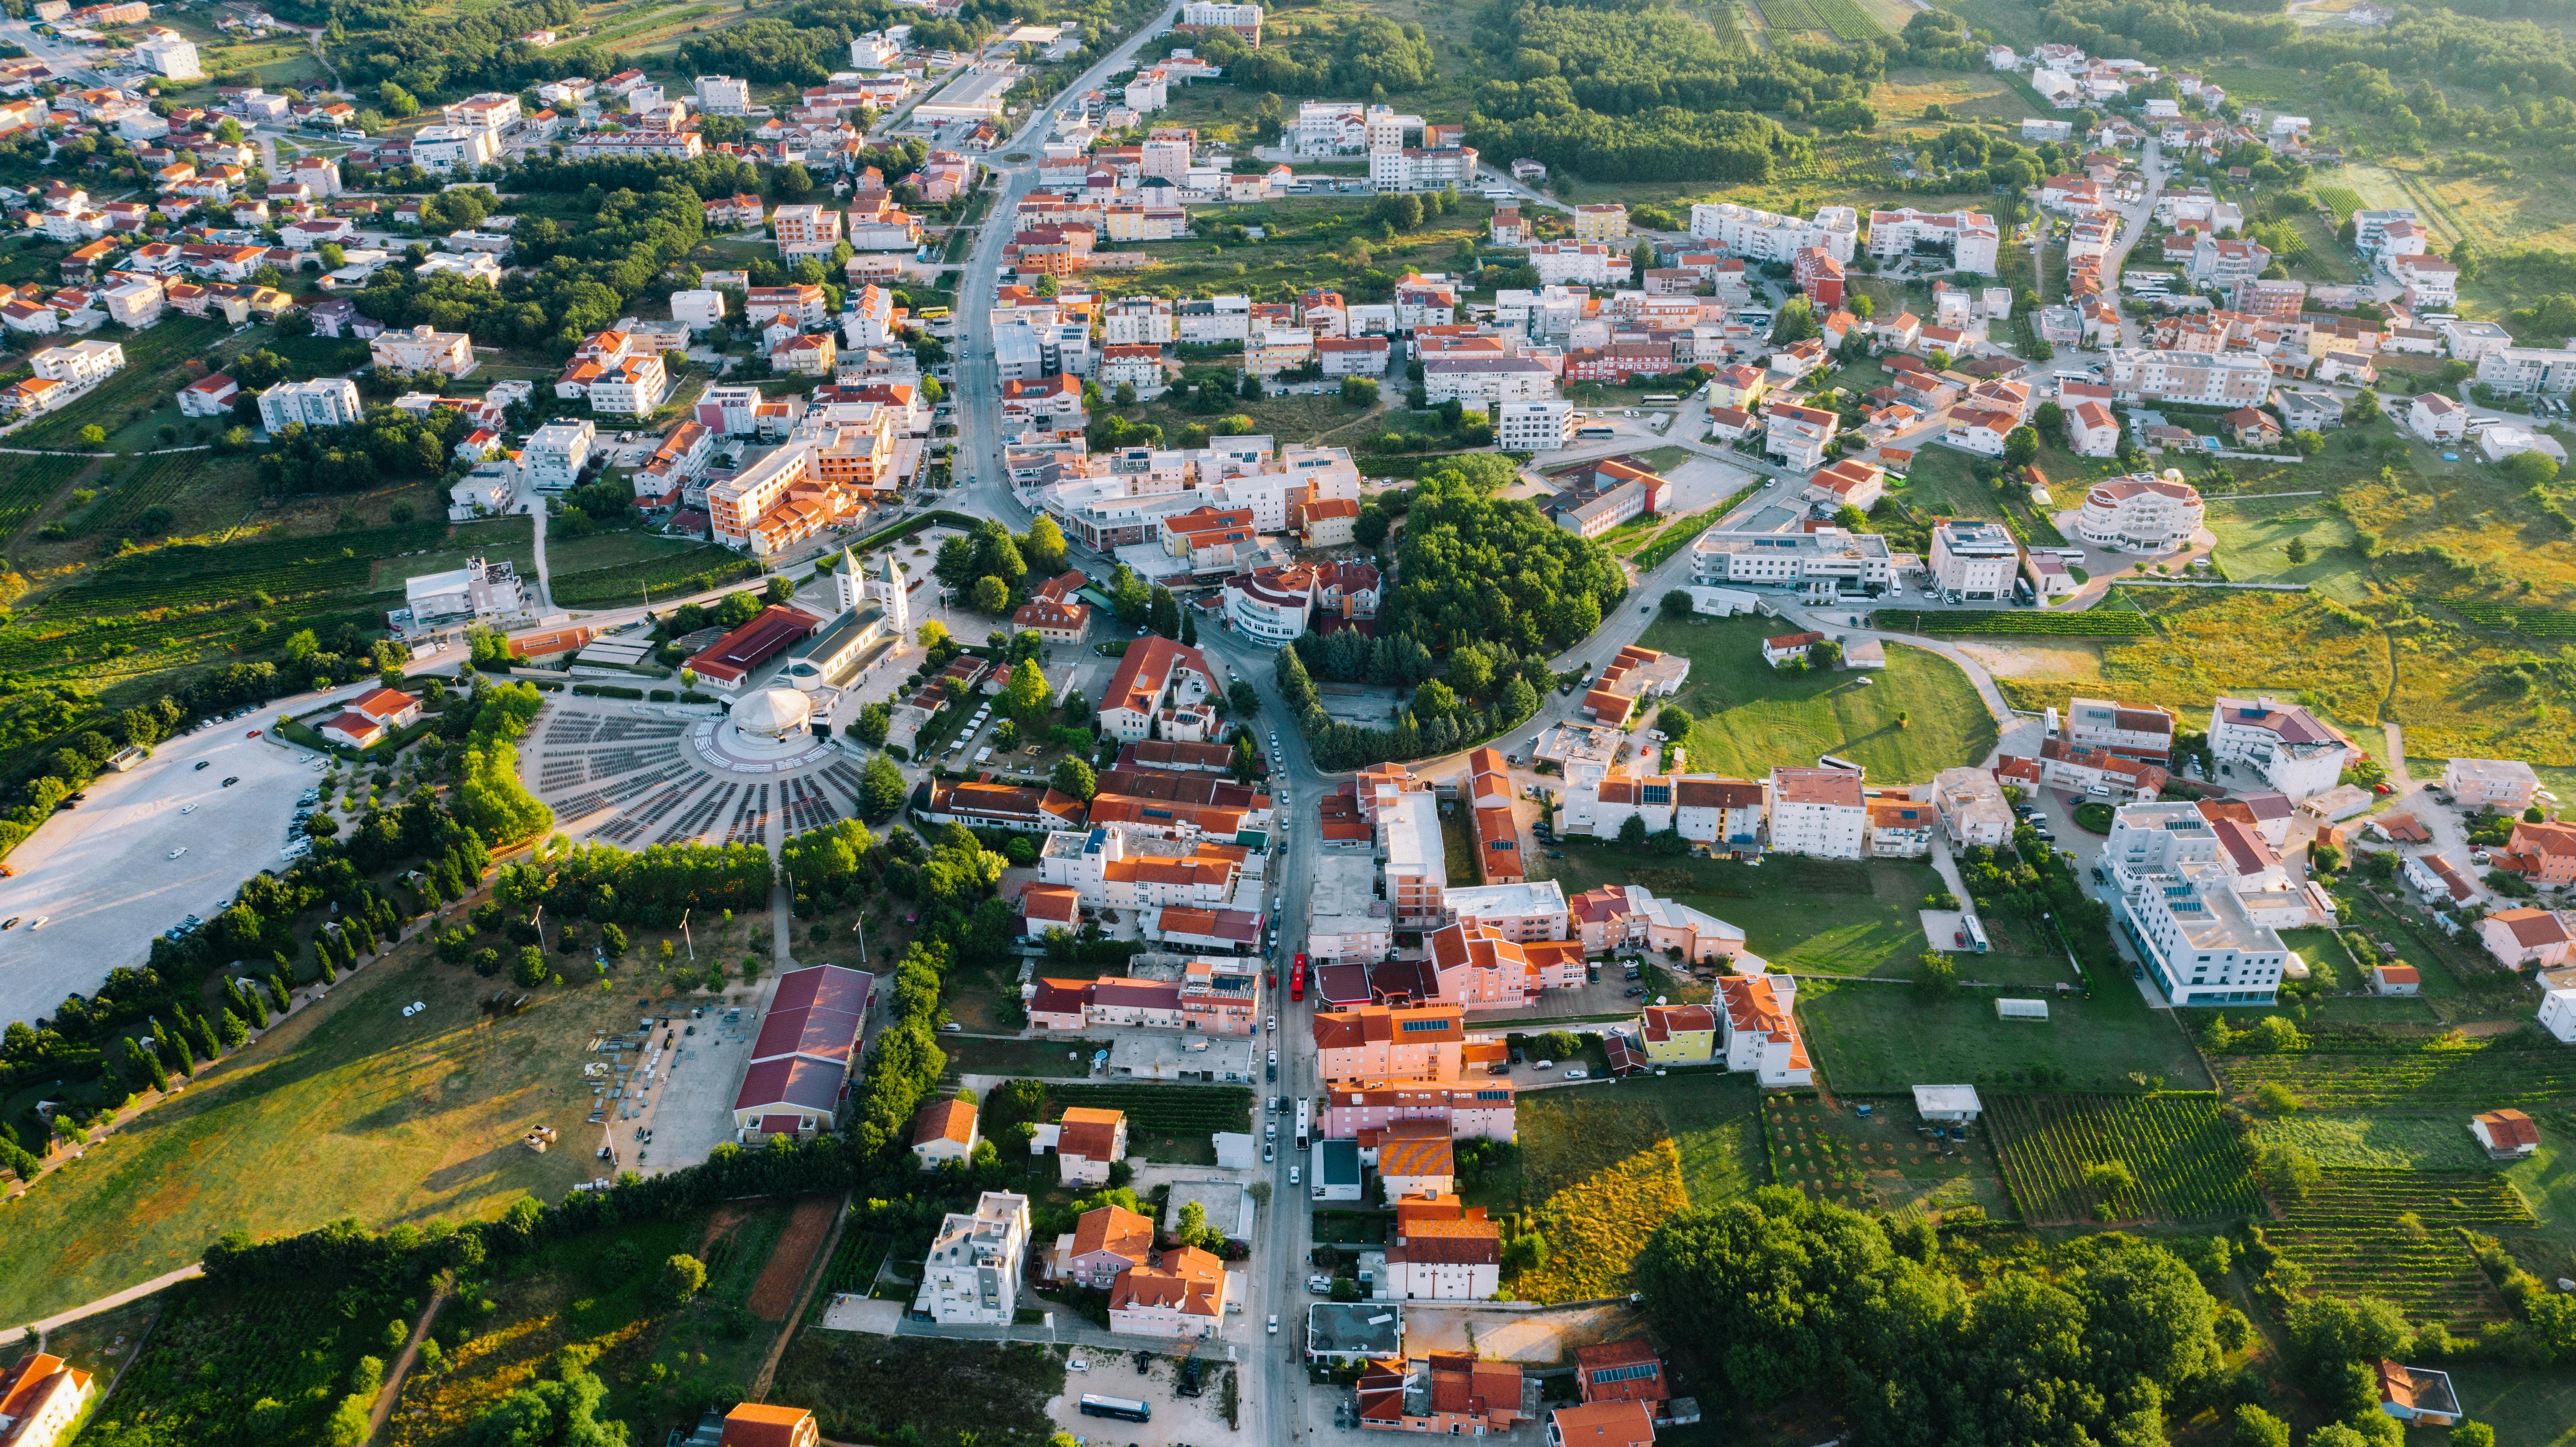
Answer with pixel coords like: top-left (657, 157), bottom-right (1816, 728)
top-left (1986, 1093), bottom-right (2264, 1225)
top-left (1498, 1074), bottom-right (1763, 1303)
top-left (2249, 1114), bottom-right (2494, 1171)
top-left (2263, 1169), bottom-right (2532, 1332)
top-left (1760, 1093), bottom-right (2012, 1219)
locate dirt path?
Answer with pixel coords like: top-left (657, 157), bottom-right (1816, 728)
top-left (749, 1192), bottom-right (851, 1403)
top-left (364, 1281), bottom-right (449, 1444)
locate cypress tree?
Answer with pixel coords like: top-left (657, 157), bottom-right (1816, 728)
top-left (151, 1019), bottom-right (192, 1074)
top-left (129, 1036), bottom-right (168, 1093)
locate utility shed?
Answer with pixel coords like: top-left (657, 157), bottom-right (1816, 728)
top-left (1912, 1084), bottom-right (1983, 1123)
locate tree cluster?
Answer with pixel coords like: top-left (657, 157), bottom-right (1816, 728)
top-left (1382, 466), bottom-right (1627, 654)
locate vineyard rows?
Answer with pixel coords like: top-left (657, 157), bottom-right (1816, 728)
top-left (72, 453), bottom-right (192, 539)
top-left (550, 546), bottom-right (766, 608)
top-left (0, 454), bottom-right (83, 543)
top-left (2215, 1041), bottom-right (2576, 1109)
top-left (1806, 0), bottom-right (1884, 39)
top-left (2263, 1170), bottom-right (2531, 1331)
top-left (1049, 1083), bottom-right (1252, 1135)
top-left (1759, 0), bottom-right (1825, 28)
top-left (2448, 601), bottom-right (2576, 637)
top-left (1988, 1093), bottom-right (2264, 1224)
top-left (1876, 608), bottom-right (2156, 636)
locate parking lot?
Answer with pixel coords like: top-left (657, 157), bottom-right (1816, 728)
top-left (0, 722), bottom-right (322, 1024)
top-left (1049, 1350), bottom-right (1245, 1447)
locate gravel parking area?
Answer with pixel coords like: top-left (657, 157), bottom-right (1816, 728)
top-left (1049, 1352), bottom-right (1244, 1447)
top-left (0, 725), bottom-right (322, 1024)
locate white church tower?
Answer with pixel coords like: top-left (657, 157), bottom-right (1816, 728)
top-left (878, 551), bottom-right (908, 637)
top-left (829, 545), bottom-right (865, 616)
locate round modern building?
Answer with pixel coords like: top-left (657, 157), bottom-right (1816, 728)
top-left (727, 687), bottom-right (814, 745)
top-left (2075, 469), bottom-right (2204, 552)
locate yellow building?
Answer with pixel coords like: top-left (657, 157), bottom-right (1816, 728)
top-left (1638, 1003), bottom-right (1716, 1064)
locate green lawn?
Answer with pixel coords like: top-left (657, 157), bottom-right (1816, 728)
top-left (1797, 977), bottom-right (2213, 1095)
top-left (2204, 494), bottom-right (2369, 600)
top-left (1637, 616), bottom-right (1998, 785)
top-left (372, 516), bottom-right (538, 589)
top-left (2413, 1364), bottom-right (2576, 1447)
top-left (1541, 848), bottom-right (1946, 977)
top-left (935, 1035), bottom-right (1103, 1080)
top-left (0, 910), bottom-right (766, 1324)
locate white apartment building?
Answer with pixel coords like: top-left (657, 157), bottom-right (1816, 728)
top-left (1370, 142), bottom-right (1478, 194)
top-left (1691, 527), bottom-right (1896, 602)
top-left (256, 377), bottom-right (362, 432)
top-left (521, 419), bottom-right (596, 493)
top-left (671, 289), bottom-right (727, 331)
top-left (1929, 519), bottom-right (2017, 601)
top-left (2207, 696), bottom-right (2354, 803)
top-left (134, 30), bottom-right (200, 80)
top-left (2075, 470), bottom-right (2206, 551)
top-left (2101, 801), bottom-right (2287, 1006)
top-left (1687, 202), bottom-right (1859, 264)
top-left (911, 1191), bottom-right (1031, 1326)
top-left (1768, 766), bottom-right (1866, 860)
top-left (1103, 297), bottom-right (1176, 345)
top-left (2065, 697), bottom-right (2177, 763)
top-left (694, 74), bottom-right (753, 113)
top-left (1496, 399), bottom-right (1574, 452)
top-left (1421, 355), bottom-right (1555, 407)
top-left (2106, 348), bottom-right (2271, 407)
top-left (411, 124), bottom-right (500, 173)
top-left (1309, 853), bottom-right (1394, 964)
top-left (1867, 209), bottom-right (2000, 274)
top-left (1527, 242), bottom-right (1629, 288)
top-left (1931, 766), bottom-right (2015, 847)
top-left (588, 354), bottom-right (669, 414)
top-left (29, 339), bottom-right (123, 389)
top-left (2477, 345), bottom-right (2576, 398)
top-left (2443, 757), bottom-right (2541, 812)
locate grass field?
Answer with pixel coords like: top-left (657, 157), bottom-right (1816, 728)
top-left (0, 907), bottom-right (764, 1324)
top-left (1798, 977), bottom-right (2211, 1095)
top-left (1762, 1091), bottom-right (2010, 1218)
top-left (1488, 1073), bottom-right (1762, 1302)
top-left (1633, 615), bottom-right (1998, 785)
top-left (771, 1335), bottom-right (1066, 1447)
top-left (2248, 1112), bottom-right (2494, 1171)
top-left (1538, 849), bottom-right (1945, 974)
top-left (377, 516), bottom-right (539, 589)
top-left (937, 1035), bottom-right (1105, 1080)
top-left (2204, 495), bottom-right (2369, 600)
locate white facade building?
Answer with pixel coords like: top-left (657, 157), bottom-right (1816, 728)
top-left (2207, 696), bottom-right (2354, 803)
top-left (1768, 766), bottom-right (1866, 860)
top-left (522, 419), bottom-right (597, 493)
top-left (257, 377), bottom-right (363, 432)
top-left (1495, 398), bottom-right (1574, 452)
top-left (1928, 519), bottom-right (2017, 601)
top-left (911, 1191), bottom-right (1031, 1326)
top-left (1687, 202), bottom-right (1859, 264)
top-left (2100, 801), bottom-right (2287, 1006)
top-left (2075, 470), bottom-right (2206, 551)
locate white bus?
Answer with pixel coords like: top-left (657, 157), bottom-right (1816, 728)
top-left (1640, 393), bottom-right (1681, 405)
top-left (1294, 1096), bottom-right (1311, 1151)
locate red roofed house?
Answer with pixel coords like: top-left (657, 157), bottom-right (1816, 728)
top-left (1717, 969), bottom-right (1810, 1085)
top-left (2470, 1108), bottom-right (2541, 1160)
top-left (0, 1353), bottom-right (92, 1447)
top-left (2371, 963), bottom-right (2422, 996)
top-left (1372, 1118), bottom-right (1456, 1198)
top-left (1051, 1203), bottom-right (1154, 1286)
top-left (1019, 881), bottom-right (1081, 941)
top-left (1098, 633), bottom-right (1218, 743)
top-left (1108, 1244), bottom-right (1228, 1337)
top-left (1011, 568), bottom-right (1092, 643)
top-left (911, 1096), bottom-right (980, 1169)
top-left (2478, 907), bottom-right (2574, 970)
top-left (1381, 1193), bottom-right (1501, 1299)
top-left (318, 684), bottom-right (421, 747)
top-left (1762, 631), bottom-right (1823, 668)
top-left (1313, 1003), bottom-right (1466, 1081)
top-left (718, 1403), bottom-right (820, 1447)
top-left (1550, 1399), bottom-right (1657, 1447)
top-left (2375, 1361), bottom-right (2461, 1427)
top-left (2502, 820), bottom-right (2576, 887)
top-left (1574, 1340), bottom-right (1669, 1408)
top-left (1053, 1105), bottom-right (1128, 1185)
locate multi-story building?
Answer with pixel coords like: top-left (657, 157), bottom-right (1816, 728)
top-left (257, 377), bottom-right (362, 432)
top-left (695, 74), bottom-right (753, 113)
top-left (1099, 634), bottom-right (1218, 742)
top-left (1687, 202), bottom-right (1859, 264)
top-left (2476, 346), bottom-right (2576, 398)
top-left (2187, 234), bottom-right (2270, 288)
top-left (2075, 470), bottom-right (2205, 551)
top-left (1928, 519), bottom-right (2017, 601)
top-left (370, 323), bottom-right (473, 375)
top-left (411, 124), bottom-right (499, 173)
top-left (2443, 757), bottom-right (2541, 812)
top-left (521, 419), bottom-right (595, 493)
top-left (2105, 348), bottom-right (2270, 407)
top-left (1496, 398), bottom-right (1573, 452)
top-left (2207, 696), bottom-right (2357, 803)
top-left (27, 338), bottom-right (122, 393)
top-left (1571, 203), bottom-right (1627, 243)
top-left (1377, 1196), bottom-right (1503, 1302)
top-left (1867, 208), bottom-right (2000, 274)
top-left (134, 29), bottom-right (200, 79)
top-left (1528, 241), bottom-right (1628, 287)
top-left (910, 1191), bottom-right (1031, 1325)
top-left (1321, 1080), bottom-right (1517, 1141)
top-left (2064, 697), bottom-right (2178, 764)
top-left (1312, 1003), bottom-right (1466, 1080)
top-left (1930, 766), bottom-right (2014, 847)
top-left (2099, 802), bottom-right (2288, 1005)
top-left (1691, 527), bottom-right (1897, 602)
top-left (1108, 1245), bottom-right (1229, 1338)
top-left (0, 1351), bottom-right (92, 1447)
top-left (1768, 767), bottom-right (1866, 859)
top-left (1421, 355), bottom-right (1556, 407)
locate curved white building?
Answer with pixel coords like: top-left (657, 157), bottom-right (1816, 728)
top-left (2076, 470), bottom-right (2205, 552)
top-left (1223, 564), bottom-right (1314, 644)
top-left (729, 687), bottom-right (813, 742)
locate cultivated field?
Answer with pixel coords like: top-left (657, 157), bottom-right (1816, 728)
top-left (1986, 1093), bottom-right (2264, 1224)
top-left (1762, 1093), bottom-right (2011, 1219)
top-left (1798, 978), bottom-right (2211, 1095)
top-left (2263, 1169), bottom-right (2531, 1331)
top-left (2213, 1040), bottom-right (2576, 1111)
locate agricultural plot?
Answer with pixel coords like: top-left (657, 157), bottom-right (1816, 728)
top-left (2448, 601), bottom-right (2576, 637)
top-left (1047, 1083), bottom-right (1252, 1139)
top-left (10, 316), bottom-right (231, 452)
top-left (548, 545), bottom-right (765, 609)
top-left (2214, 1041), bottom-right (2576, 1111)
top-left (0, 453), bottom-right (83, 543)
top-left (63, 452), bottom-right (195, 540)
top-left (2263, 1170), bottom-right (2532, 1331)
top-left (66, 519), bottom-right (449, 612)
top-left (1808, 0), bottom-right (1885, 39)
top-left (1759, 0), bottom-right (1827, 29)
top-left (1878, 608), bottom-right (2156, 637)
top-left (1986, 1093), bottom-right (2264, 1224)
top-left (1762, 1093), bottom-right (2013, 1219)
top-left (2249, 1114), bottom-right (2493, 1171)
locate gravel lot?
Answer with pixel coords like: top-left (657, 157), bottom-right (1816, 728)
top-left (0, 724), bottom-right (322, 1025)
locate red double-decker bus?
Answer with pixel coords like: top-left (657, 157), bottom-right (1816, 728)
top-left (1290, 952), bottom-right (1307, 1001)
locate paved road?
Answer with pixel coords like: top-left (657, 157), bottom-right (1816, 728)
top-left (0, 1264), bottom-right (203, 1347)
top-left (2100, 139), bottom-right (2167, 345)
